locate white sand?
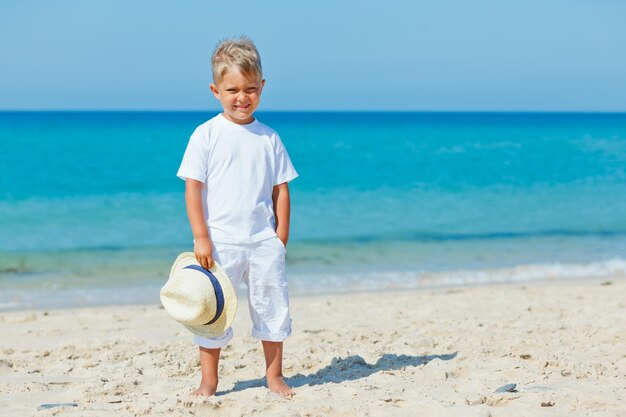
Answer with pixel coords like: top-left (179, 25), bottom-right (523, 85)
top-left (1, 278), bottom-right (625, 416)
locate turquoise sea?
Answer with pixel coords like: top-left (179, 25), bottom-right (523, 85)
top-left (1, 111), bottom-right (625, 310)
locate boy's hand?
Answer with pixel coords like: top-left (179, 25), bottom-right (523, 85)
top-left (194, 237), bottom-right (214, 270)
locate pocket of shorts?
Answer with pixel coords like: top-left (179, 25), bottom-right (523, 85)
top-left (276, 237), bottom-right (287, 252)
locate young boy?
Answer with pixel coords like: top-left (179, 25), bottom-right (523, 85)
top-left (176, 37), bottom-right (298, 397)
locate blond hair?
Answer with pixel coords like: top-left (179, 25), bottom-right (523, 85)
top-left (211, 36), bottom-right (263, 84)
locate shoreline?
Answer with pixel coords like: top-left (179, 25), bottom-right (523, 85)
top-left (1, 277), bottom-right (624, 416)
top-left (2, 255), bottom-right (625, 313)
top-left (2, 274), bottom-right (623, 312)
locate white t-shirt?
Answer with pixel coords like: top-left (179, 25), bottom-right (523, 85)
top-left (177, 113), bottom-right (299, 244)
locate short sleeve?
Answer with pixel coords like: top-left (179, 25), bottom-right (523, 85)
top-left (177, 129), bottom-right (209, 183)
top-left (273, 134), bottom-right (298, 185)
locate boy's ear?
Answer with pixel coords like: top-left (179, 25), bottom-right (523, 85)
top-left (209, 83), bottom-right (220, 99)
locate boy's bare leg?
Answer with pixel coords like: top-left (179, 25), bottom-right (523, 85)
top-left (262, 340), bottom-right (295, 396)
top-left (192, 347), bottom-right (220, 396)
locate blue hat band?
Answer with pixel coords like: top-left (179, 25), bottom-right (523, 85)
top-left (183, 265), bottom-right (225, 325)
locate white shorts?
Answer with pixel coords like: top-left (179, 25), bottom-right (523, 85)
top-left (194, 236), bottom-right (292, 349)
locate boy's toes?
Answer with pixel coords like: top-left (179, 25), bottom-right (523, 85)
top-left (276, 386), bottom-right (295, 397)
top-left (192, 384), bottom-right (217, 397)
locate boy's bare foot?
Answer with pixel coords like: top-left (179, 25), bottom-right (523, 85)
top-left (192, 382), bottom-right (218, 396)
top-left (267, 375), bottom-right (295, 397)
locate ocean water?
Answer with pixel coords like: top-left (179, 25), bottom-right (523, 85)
top-left (1, 111), bottom-right (626, 310)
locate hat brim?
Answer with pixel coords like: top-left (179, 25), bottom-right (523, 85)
top-left (168, 252), bottom-right (238, 338)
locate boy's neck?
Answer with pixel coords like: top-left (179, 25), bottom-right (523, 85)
top-left (221, 112), bottom-right (256, 125)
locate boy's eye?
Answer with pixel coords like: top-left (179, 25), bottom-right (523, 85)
top-left (246, 87), bottom-right (257, 92)
top-left (226, 89), bottom-right (237, 93)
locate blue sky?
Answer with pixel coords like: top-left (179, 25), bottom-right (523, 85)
top-left (1, 1), bottom-right (625, 111)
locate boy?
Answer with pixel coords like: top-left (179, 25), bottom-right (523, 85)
top-left (176, 37), bottom-right (298, 397)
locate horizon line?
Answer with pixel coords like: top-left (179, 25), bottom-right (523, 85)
top-left (1, 109), bottom-right (626, 114)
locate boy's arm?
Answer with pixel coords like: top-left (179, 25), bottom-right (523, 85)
top-left (272, 182), bottom-right (291, 247)
top-left (185, 179), bottom-right (214, 269)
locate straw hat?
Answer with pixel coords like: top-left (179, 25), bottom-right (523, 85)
top-left (160, 252), bottom-right (237, 338)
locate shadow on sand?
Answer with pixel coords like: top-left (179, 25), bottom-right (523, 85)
top-left (218, 352), bottom-right (457, 395)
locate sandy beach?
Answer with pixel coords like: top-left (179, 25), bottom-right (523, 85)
top-left (1, 277), bottom-right (624, 417)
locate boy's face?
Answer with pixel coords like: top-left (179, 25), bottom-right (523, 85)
top-left (210, 68), bottom-right (265, 125)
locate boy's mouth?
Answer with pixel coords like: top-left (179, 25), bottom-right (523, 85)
top-left (235, 104), bottom-right (250, 110)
